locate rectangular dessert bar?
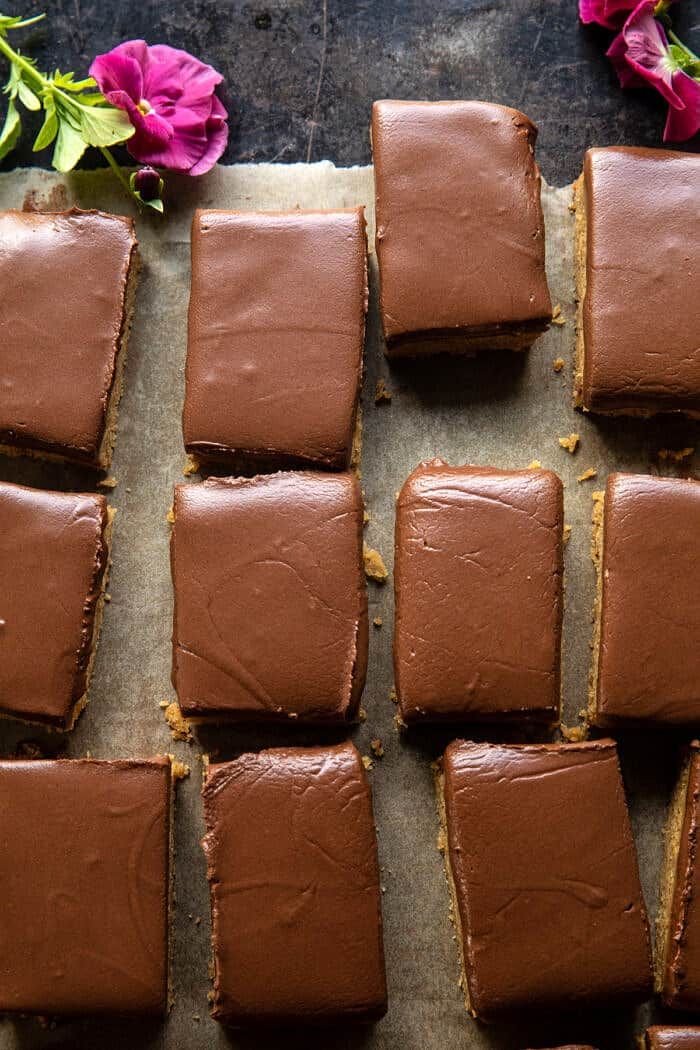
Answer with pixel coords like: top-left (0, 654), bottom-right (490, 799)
top-left (437, 739), bottom-right (652, 1019)
top-left (0, 480), bottom-right (113, 729)
top-left (394, 461), bottom-right (563, 724)
top-left (184, 208), bottom-right (367, 471)
top-left (0, 757), bottom-right (172, 1015)
top-left (590, 473), bottom-right (700, 727)
top-left (170, 471), bottom-right (367, 723)
top-left (658, 743), bottom-right (700, 1010)
top-left (0, 208), bottom-right (138, 468)
top-left (574, 147), bottom-right (700, 417)
top-left (643, 1029), bottom-right (700, 1049)
top-left (371, 99), bottom-right (552, 355)
top-left (202, 741), bottom-right (387, 1025)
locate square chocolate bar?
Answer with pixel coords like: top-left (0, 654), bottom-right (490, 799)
top-left (644, 1029), bottom-right (700, 1050)
top-left (184, 208), bottom-right (367, 471)
top-left (394, 461), bottom-right (563, 724)
top-left (371, 100), bottom-right (551, 354)
top-left (0, 208), bottom-right (138, 467)
top-left (0, 480), bottom-right (112, 729)
top-left (590, 473), bottom-right (700, 726)
top-left (202, 742), bottom-right (387, 1025)
top-left (0, 757), bottom-right (172, 1015)
top-left (437, 739), bottom-right (652, 1019)
top-left (574, 147), bottom-right (700, 417)
top-left (171, 472), bottom-right (367, 722)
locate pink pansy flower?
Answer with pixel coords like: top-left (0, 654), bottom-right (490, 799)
top-left (579, 0), bottom-right (641, 30)
top-left (90, 40), bottom-right (228, 175)
top-left (607, 1), bottom-right (700, 140)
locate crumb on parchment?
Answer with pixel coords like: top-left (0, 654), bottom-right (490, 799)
top-left (97, 475), bottom-right (118, 489)
top-left (553, 357), bottom-right (565, 372)
top-left (658, 447), bottom-right (694, 463)
top-left (563, 523), bottom-right (572, 546)
top-left (528, 459), bottom-right (542, 469)
top-left (164, 701), bottom-right (192, 742)
top-left (389, 687), bottom-right (398, 705)
top-left (551, 304), bottom-right (566, 326)
top-left (359, 707), bottom-right (367, 722)
top-left (370, 739), bottom-right (385, 758)
top-left (363, 544), bottom-right (389, 583)
top-left (362, 755), bottom-right (373, 771)
top-left (577, 467), bottom-right (597, 483)
top-left (183, 456), bottom-right (200, 477)
top-left (373, 616), bottom-right (383, 628)
top-left (374, 378), bottom-right (392, 404)
top-left (558, 433), bottom-right (580, 454)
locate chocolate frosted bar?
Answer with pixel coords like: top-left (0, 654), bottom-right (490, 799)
top-left (644, 1029), bottom-right (700, 1049)
top-left (659, 744), bottom-right (700, 1010)
top-left (0, 480), bottom-right (112, 729)
top-left (202, 741), bottom-right (387, 1025)
top-left (0, 757), bottom-right (172, 1015)
top-left (394, 461), bottom-right (563, 724)
top-left (590, 473), bottom-right (700, 727)
top-left (0, 208), bottom-right (138, 468)
top-left (371, 99), bottom-right (552, 355)
top-left (574, 147), bottom-right (700, 417)
top-left (437, 739), bottom-right (652, 1019)
top-left (184, 208), bottom-right (367, 471)
top-left (170, 471), bottom-right (367, 722)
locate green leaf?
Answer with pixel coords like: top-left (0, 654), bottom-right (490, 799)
top-left (143, 196), bottom-right (164, 213)
top-left (52, 115), bottom-right (87, 171)
top-left (53, 72), bottom-right (97, 93)
top-left (77, 103), bottom-right (134, 147)
top-left (4, 64), bottom-right (20, 98)
top-left (17, 78), bottom-right (40, 110)
top-left (0, 97), bottom-right (21, 161)
top-left (32, 100), bottom-right (57, 151)
top-left (0, 13), bottom-right (46, 34)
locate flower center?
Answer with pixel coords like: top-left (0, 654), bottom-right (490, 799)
top-left (137, 98), bottom-right (153, 116)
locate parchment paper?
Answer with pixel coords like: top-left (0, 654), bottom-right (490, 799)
top-left (0, 162), bottom-right (697, 1050)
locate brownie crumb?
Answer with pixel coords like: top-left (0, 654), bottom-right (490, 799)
top-left (553, 357), bottom-right (565, 373)
top-left (97, 476), bottom-right (118, 489)
top-left (183, 456), bottom-right (200, 477)
top-left (166, 506), bottom-right (175, 524)
top-left (577, 468), bottom-right (597, 483)
top-left (563, 523), bottom-right (572, 546)
top-left (560, 723), bottom-right (588, 742)
top-left (370, 739), bottom-right (385, 758)
top-left (389, 687), bottom-right (398, 705)
top-left (373, 616), bottom-right (383, 628)
top-left (528, 459), bottom-right (542, 469)
top-left (363, 544), bottom-right (389, 583)
top-left (551, 303), bottom-right (566, 326)
top-left (362, 755), bottom-right (374, 771)
top-left (359, 707), bottom-right (367, 722)
top-left (559, 433), bottom-right (580, 454)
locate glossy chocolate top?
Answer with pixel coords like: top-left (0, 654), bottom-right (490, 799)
top-left (646, 1028), bottom-right (700, 1050)
top-left (0, 208), bottom-right (136, 464)
top-left (202, 741), bottom-right (387, 1025)
top-left (597, 473), bottom-right (700, 725)
top-left (394, 461), bottom-right (563, 723)
top-left (371, 99), bottom-right (551, 345)
top-left (184, 208), bottom-right (367, 469)
top-left (663, 744), bottom-right (700, 1009)
top-left (171, 472), bottom-right (367, 721)
top-left (0, 480), bottom-right (109, 728)
top-left (442, 739), bottom-right (652, 1019)
top-left (0, 758), bottom-right (171, 1015)
top-left (582, 147), bottom-right (700, 414)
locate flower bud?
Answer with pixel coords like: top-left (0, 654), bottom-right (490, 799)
top-left (133, 166), bottom-right (162, 201)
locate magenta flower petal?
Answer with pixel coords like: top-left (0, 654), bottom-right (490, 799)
top-left (90, 39), bottom-right (229, 176)
top-left (579, 0), bottom-right (635, 29)
top-left (664, 71), bottom-right (700, 141)
top-left (607, 30), bottom-right (649, 88)
top-left (189, 95), bottom-right (229, 175)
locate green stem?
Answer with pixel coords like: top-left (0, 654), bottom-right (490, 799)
top-left (0, 26), bottom-right (144, 209)
top-left (98, 144), bottom-right (141, 206)
top-left (668, 29), bottom-right (700, 63)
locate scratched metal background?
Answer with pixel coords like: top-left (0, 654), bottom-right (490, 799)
top-left (0, 159), bottom-right (699, 1050)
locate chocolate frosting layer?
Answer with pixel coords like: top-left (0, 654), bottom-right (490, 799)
top-left (184, 208), bottom-right (367, 469)
top-left (442, 739), bottom-right (652, 1019)
top-left (0, 208), bottom-right (136, 464)
top-left (202, 741), bottom-right (387, 1025)
top-left (664, 744), bottom-right (700, 1009)
top-left (394, 461), bottom-right (563, 723)
top-left (582, 147), bottom-right (700, 415)
top-left (371, 99), bottom-right (551, 351)
top-left (596, 473), bottom-right (700, 725)
top-left (171, 472), bottom-right (367, 721)
top-left (646, 1028), bottom-right (700, 1050)
top-left (0, 480), bottom-right (109, 728)
top-left (0, 758), bottom-right (171, 1015)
